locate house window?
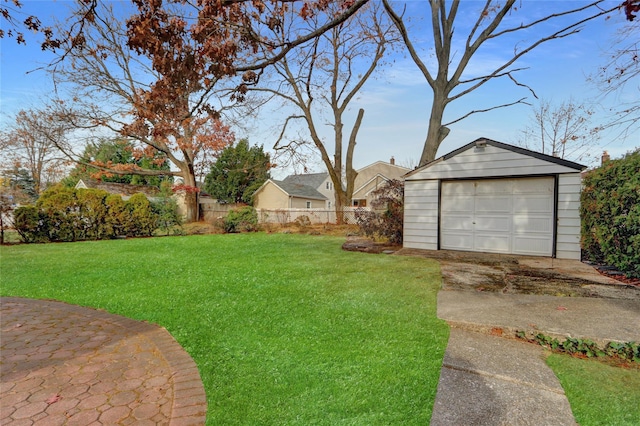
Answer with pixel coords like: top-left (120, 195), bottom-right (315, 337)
top-left (328, 201), bottom-right (332, 209)
top-left (326, 182), bottom-right (332, 190)
top-left (306, 201), bottom-right (311, 209)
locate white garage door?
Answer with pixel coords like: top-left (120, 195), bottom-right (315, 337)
top-left (440, 177), bottom-right (554, 256)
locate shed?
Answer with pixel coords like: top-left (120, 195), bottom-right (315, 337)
top-left (403, 138), bottom-right (586, 259)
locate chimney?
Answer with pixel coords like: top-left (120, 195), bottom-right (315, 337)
top-left (601, 151), bottom-right (610, 165)
top-left (390, 156), bottom-right (395, 165)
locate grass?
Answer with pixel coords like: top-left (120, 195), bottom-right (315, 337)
top-left (0, 233), bottom-right (449, 425)
top-left (546, 354), bottom-right (640, 425)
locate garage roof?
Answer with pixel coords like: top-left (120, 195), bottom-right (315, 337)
top-left (405, 138), bottom-right (586, 181)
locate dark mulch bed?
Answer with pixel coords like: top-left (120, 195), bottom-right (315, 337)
top-left (341, 237), bottom-right (401, 254)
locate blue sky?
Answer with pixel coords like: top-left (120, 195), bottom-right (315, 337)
top-left (1, 1), bottom-right (638, 178)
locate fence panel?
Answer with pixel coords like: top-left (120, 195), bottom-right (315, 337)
top-left (255, 207), bottom-right (370, 225)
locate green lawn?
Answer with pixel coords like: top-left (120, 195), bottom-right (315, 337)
top-left (0, 233), bottom-right (449, 425)
top-left (546, 354), bottom-right (640, 426)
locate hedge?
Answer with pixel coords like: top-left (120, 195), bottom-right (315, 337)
top-left (581, 149), bottom-right (640, 278)
top-left (13, 185), bottom-right (182, 243)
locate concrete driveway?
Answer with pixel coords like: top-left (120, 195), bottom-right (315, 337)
top-left (397, 248), bottom-right (640, 300)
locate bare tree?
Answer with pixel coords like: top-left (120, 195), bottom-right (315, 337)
top-left (516, 98), bottom-right (601, 163)
top-left (0, 108), bottom-right (71, 194)
top-left (382, 0), bottom-right (619, 166)
top-left (255, 2), bottom-right (398, 219)
top-left (45, 0), bottom-right (371, 222)
top-left (48, 2), bottom-right (235, 222)
top-left (591, 21), bottom-right (640, 139)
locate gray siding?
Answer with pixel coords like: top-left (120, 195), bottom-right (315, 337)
top-left (403, 180), bottom-right (439, 250)
top-left (556, 173), bottom-right (583, 259)
top-left (407, 145), bottom-right (581, 181)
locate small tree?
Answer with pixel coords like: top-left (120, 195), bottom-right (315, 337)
top-left (203, 139), bottom-right (271, 204)
top-left (517, 98), bottom-right (601, 163)
top-left (581, 149), bottom-right (640, 278)
top-left (355, 179), bottom-right (404, 244)
top-left (153, 182), bottom-right (183, 235)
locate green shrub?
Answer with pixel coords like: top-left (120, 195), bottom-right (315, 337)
top-left (105, 194), bottom-right (129, 237)
top-left (13, 206), bottom-right (49, 243)
top-left (13, 186), bottom-right (167, 243)
top-left (223, 206), bottom-right (259, 233)
top-left (76, 188), bottom-right (110, 240)
top-left (152, 196), bottom-right (183, 236)
top-left (37, 186), bottom-right (80, 242)
top-left (126, 193), bottom-right (157, 237)
top-left (581, 149), bottom-right (640, 278)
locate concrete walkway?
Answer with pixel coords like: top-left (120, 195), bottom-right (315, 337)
top-left (431, 289), bottom-right (640, 425)
top-left (0, 297), bottom-right (207, 425)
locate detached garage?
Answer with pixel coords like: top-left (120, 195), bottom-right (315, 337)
top-left (403, 138), bottom-right (586, 259)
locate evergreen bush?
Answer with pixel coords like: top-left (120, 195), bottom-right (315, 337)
top-left (581, 149), bottom-right (640, 278)
top-left (223, 206), bottom-right (259, 233)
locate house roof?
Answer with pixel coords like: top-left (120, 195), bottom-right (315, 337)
top-left (75, 179), bottom-right (161, 198)
top-left (271, 179), bottom-right (327, 201)
top-left (356, 161), bottom-right (410, 173)
top-left (353, 173), bottom-right (390, 198)
top-left (281, 172), bottom-right (329, 189)
top-left (405, 138), bottom-right (586, 178)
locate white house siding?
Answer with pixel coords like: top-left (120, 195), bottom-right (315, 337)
top-left (403, 180), bottom-right (439, 250)
top-left (406, 145), bottom-right (581, 181)
top-left (556, 173), bottom-right (583, 259)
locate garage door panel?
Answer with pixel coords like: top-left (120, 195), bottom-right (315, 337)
top-left (513, 237), bottom-right (552, 255)
top-left (473, 234), bottom-right (510, 253)
top-left (476, 180), bottom-right (512, 194)
top-left (474, 215), bottom-right (511, 232)
top-left (513, 216), bottom-right (553, 233)
top-left (475, 196), bottom-right (511, 213)
top-left (513, 195), bottom-right (553, 214)
top-left (441, 232), bottom-right (474, 250)
top-left (513, 177), bottom-right (553, 193)
top-left (442, 180), bottom-right (475, 196)
top-left (441, 196), bottom-right (473, 213)
top-left (441, 216), bottom-right (473, 231)
top-left (440, 178), bottom-right (554, 257)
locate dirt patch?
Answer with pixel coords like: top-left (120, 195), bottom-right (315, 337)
top-left (341, 237), bottom-right (401, 254)
top-left (345, 240), bottom-right (640, 300)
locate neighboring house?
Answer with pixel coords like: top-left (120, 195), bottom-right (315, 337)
top-left (351, 158), bottom-right (410, 207)
top-left (403, 138), bottom-right (586, 259)
top-left (253, 172), bottom-right (334, 210)
top-left (75, 179), bottom-right (161, 201)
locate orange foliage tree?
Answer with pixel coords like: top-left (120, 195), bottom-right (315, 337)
top-left (46, 0), bottom-right (368, 222)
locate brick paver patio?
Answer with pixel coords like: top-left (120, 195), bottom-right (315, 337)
top-left (0, 297), bottom-right (206, 425)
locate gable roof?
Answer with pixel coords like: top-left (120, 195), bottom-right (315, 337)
top-left (404, 138), bottom-right (586, 179)
top-left (281, 172), bottom-right (329, 189)
top-left (356, 161), bottom-right (410, 174)
top-left (271, 179), bottom-right (327, 200)
top-left (353, 173), bottom-right (391, 198)
top-left (444, 138), bottom-right (586, 169)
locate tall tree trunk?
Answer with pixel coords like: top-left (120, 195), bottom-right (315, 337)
top-left (181, 170), bottom-right (200, 223)
top-left (420, 92), bottom-right (450, 166)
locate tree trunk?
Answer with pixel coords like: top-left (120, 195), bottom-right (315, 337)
top-left (420, 92), bottom-right (450, 166)
top-left (181, 171), bottom-right (200, 223)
